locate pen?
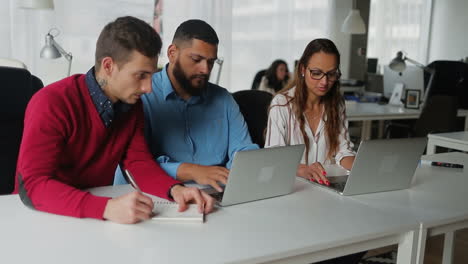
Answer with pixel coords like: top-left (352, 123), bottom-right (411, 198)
top-left (125, 170), bottom-right (157, 219)
top-left (125, 169), bottom-right (142, 192)
top-left (420, 160), bottom-right (464, 169)
top-left (431, 161), bottom-right (464, 169)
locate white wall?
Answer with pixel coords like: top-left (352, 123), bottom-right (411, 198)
top-left (0, 1), bottom-right (12, 58)
top-left (428, 0), bottom-right (468, 62)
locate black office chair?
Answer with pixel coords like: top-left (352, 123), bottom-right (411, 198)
top-left (424, 60), bottom-right (468, 109)
top-left (251, 69), bottom-right (266, 90)
top-left (232, 90), bottom-right (273, 148)
top-left (385, 95), bottom-right (458, 138)
top-left (0, 66), bottom-right (43, 194)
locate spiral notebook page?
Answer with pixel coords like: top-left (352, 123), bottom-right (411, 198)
top-left (151, 200), bottom-right (204, 223)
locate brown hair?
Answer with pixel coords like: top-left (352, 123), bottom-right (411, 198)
top-left (95, 16), bottom-right (162, 71)
top-left (264, 59), bottom-right (290, 92)
top-left (271, 38), bottom-right (349, 164)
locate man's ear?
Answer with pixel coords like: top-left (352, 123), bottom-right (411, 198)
top-left (100, 57), bottom-right (115, 77)
top-left (167, 44), bottom-right (178, 63)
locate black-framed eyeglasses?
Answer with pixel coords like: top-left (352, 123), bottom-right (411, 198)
top-left (307, 68), bottom-right (341, 81)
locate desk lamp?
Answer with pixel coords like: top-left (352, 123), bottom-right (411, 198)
top-left (40, 28), bottom-right (73, 76)
top-left (214, 58), bottom-right (224, 85)
top-left (389, 51), bottom-right (435, 107)
top-left (341, 0), bottom-right (366, 34)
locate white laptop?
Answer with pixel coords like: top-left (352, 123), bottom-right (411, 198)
top-left (311, 138), bottom-right (427, 196)
top-left (199, 145), bottom-right (305, 206)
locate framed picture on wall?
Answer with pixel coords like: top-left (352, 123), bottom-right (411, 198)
top-left (405, 89), bottom-right (421, 109)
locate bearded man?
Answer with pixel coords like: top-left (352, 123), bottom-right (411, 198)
top-left (114, 19), bottom-right (258, 192)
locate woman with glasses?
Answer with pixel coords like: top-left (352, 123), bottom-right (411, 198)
top-left (264, 37), bottom-right (362, 264)
top-left (265, 38), bottom-right (355, 186)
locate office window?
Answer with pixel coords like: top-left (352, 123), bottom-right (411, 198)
top-left (367, 0), bottom-right (433, 72)
top-left (6, 0), bottom-right (153, 85)
top-left (231, 0), bottom-right (333, 92)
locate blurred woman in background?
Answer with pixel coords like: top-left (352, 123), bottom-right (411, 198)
top-left (258, 59), bottom-right (290, 95)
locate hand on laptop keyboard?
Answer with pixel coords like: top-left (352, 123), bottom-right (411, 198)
top-left (297, 163), bottom-right (330, 186)
top-left (178, 163), bottom-right (229, 192)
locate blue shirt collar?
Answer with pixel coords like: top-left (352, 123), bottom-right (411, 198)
top-left (85, 67), bottom-right (131, 127)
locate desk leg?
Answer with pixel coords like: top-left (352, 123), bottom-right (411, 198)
top-left (426, 140), bottom-right (436, 155)
top-left (361, 121), bottom-right (372, 141)
top-left (442, 231), bottom-right (455, 264)
top-left (378, 120), bottom-right (385, 139)
top-left (397, 229), bottom-right (419, 264)
top-left (415, 228), bottom-right (428, 264)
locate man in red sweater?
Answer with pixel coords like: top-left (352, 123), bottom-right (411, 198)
top-left (15, 16), bottom-right (214, 224)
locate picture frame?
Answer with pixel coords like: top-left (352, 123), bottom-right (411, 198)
top-left (404, 89), bottom-right (421, 109)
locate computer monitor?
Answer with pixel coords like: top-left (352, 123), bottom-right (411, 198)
top-left (383, 65), bottom-right (425, 99)
top-left (367, 58), bottom-right (378, 74)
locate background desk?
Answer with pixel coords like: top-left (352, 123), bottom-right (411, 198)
top-left (350, 152), bottom-right (468, 264)
top-left (346, 103), bottom-right (468, 140)
top-left (0, 180), bottom-right (419, 264)
top-left (427, 131), bottom-right (468, 154)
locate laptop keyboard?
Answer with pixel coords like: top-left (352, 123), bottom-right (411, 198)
top-left (211, 192), bottom-right (224, 201)
top-left (329, 181), bottom-right (346, 193)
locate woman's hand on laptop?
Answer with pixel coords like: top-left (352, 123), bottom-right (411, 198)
top-left (178, 163), bottom-right (229, 192)
top-left (297, 163), bottom-right (329, 186)
top-left (170, 185), bottom-right (215, 214)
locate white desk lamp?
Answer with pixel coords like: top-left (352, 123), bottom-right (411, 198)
top-left (341, 0), bottom-right (366, 34)
top-left (40, 28), bottom-right (73, 76)
top-left (389, 51), bottom-right (435, 107)
top-left (214, 58), bottom-right (224, 85)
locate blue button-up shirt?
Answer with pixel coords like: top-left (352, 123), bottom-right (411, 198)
top-left (114, 65), bottom-right (258, 183)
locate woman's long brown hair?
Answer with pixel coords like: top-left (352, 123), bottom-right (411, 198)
top-left (273, 38), bottom-right (348, 164)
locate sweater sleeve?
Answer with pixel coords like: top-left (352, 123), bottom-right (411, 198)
top-left (121, 103), bottom-right (181, 199)
top-left (16, 89), bottom-right (110, 220)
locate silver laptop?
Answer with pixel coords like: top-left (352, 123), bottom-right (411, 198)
top-left (314, 138), bottom-right (427, 196)
top-left (204, 145), bottom-right (304, 206)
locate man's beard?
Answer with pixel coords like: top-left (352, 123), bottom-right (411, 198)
top-left (172, 59), bottom-right (209, 96)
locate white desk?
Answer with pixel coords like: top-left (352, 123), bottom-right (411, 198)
top-left (0, 180), bottom-right (419, 264)
top-left (427, 131), bottom-right (468, 154)
top-left (350, 152), bottom-right (468, 264)
top-left (341, 85), bottom-right (364, 94)
top-left (346, 103), bottom-right (468, 140)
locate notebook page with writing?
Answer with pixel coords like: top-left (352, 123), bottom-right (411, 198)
top-left (150, 198), bottom-right (204, 223)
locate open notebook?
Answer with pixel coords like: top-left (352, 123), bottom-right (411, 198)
top-left (150, 196), bottom-right (204, 223)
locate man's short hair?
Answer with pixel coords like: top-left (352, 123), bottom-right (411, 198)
top-left (95, 16), bottom-right (162, 70)
top-left (172, 19), bottom-right (219, 46)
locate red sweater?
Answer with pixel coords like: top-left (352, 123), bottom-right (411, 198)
top-left (14, 74), bottom-right (180, 219)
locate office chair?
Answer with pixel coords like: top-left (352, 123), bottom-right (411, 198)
top-left (251, 69), bottom-right (266, 90)
top-left (385, 95), bottom-right (458, 138)
top-left (0, 66), bottom-right (43, 194)
top-left (424, 60), bottom-right (468, 109)
top-left (0, 57), bottom-right (27, 69)
top-left (232, 90), bottom-right (273, 147)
